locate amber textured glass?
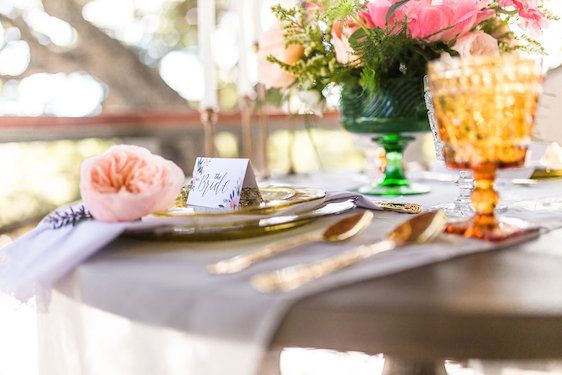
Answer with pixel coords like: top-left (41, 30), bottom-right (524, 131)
top-left (427, 55), bottom-right (543, 241)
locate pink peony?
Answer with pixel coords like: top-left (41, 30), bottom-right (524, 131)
top-left (80, 145), bottom-right (185, 222)
top-left (453, 31), bottom-right (500, 58)
top-left (361, 0), bottom-right (493, 42)
top-left (406, 3), bottom-right (456, 40)
top-left (332, 18), bottom-right (361, 65)
top-left (434, 0), bottom-right (494, 41)
top-left (257, 22), bottom-right (305, 89)
top-left (361, 0), bottom-right (397, 30)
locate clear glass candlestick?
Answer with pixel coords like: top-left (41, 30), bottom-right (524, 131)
top-left (423, 76), bottom-right (474, 219)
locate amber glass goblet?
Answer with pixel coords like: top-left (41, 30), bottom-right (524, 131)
top-left (427, 55), bottom-right (543, 241)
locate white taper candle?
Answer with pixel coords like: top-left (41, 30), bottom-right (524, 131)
top-left (198, 0), bottom-right (218, 109)
top-left (250, 0), bottom-right (262, 44)
top-left (237, 0), bottom-right (254, 97)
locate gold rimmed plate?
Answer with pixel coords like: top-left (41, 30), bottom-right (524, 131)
top-left (127, 198), bottom-right (356, 241)
top-left (151, 185), bottom-right (326, 218)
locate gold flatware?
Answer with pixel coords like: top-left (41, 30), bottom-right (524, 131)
top-left (251, 210), bottom-right (447, 293)
top-left (208, 210), bottom-right (374, 275)
top-left (373, 201), bottom-right (422, 214)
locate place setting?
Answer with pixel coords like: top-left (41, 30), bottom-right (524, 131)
top-left (0, 143), bottom-right (429, 298)
top-left (2, 0), bottom-right (562, 374)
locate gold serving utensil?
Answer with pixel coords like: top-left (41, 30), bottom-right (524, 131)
top-left (252, 210), bottom-right (447, 293)
top-left (208, 211), bottom-right (374, 275)
top-left (372, 201), bottom-right (422, 214)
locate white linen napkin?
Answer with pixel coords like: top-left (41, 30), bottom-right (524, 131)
top-left (0, 191), bottom-right (384, 303)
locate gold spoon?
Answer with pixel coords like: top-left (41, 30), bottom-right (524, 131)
top-left (208, 211), bottom-right (374, 275)
top-left (252, 210), bottom-right (447, 293)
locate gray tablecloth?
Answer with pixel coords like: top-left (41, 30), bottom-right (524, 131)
top-left (39, 174), bottom-right (562, 375)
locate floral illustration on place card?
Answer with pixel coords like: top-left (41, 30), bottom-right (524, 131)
top-left (220, 181), bottom-right (242, 209)
top-left (187, 157), bottom-right (263, 209)
top-left (192, 157), bottom-right (211, 186)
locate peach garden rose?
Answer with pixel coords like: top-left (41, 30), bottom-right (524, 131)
top-left (332, 18), bottom-right (361, 65)
top-left (80, 145), bottom-right (185, 222)
top-left (453, 31), bottom-right (500, 58)
top-left (257, 21), bottom-right (305, 89)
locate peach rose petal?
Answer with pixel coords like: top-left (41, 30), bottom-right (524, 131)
top-left (257, 22), bottom-right (304, 89)
top-left (80, 145), bottom-right (185, 222)
top-left (453, 32), bottom-right (500, 58)
top-left (332, 19), bottom-right (361, 65)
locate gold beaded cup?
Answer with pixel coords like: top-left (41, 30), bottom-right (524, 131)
top-left (427, 54), bottom-right (543, 241)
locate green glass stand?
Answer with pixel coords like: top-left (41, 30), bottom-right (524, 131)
top-left (358, 134), bottom-right (430, 196)
top-left (340, 79), bottom-right (431, 196)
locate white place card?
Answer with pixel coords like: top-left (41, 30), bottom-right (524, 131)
top-left (187, 157), bottom-right (260, 209)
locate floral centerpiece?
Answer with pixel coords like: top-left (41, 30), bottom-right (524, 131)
top-left (258, 0), bottom-right (555, 195)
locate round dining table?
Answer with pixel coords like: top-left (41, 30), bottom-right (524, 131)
top-left (39, 174), bottom-right (562, 375)
top-left (269, 226), bottom-right (562, 374)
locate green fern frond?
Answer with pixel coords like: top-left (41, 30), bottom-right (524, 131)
top-left (325, 0), bottom-right (366, 22)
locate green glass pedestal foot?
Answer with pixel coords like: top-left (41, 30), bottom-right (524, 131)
top-left (359, 134), bottom-right (431, 197)
top-left (359, 183), bottom-right (431, 196)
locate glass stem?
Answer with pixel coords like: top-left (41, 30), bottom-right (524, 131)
top-left (375, 134), bottom-right (414, 188)
top-left (471, 167), bottom-right (499, 230)
top-left (453, 170), bottom-right (474, 214)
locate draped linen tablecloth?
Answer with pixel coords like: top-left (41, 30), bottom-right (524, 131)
top-left (23, 175), bottom-right (562, 375)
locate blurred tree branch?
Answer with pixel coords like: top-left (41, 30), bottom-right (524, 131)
top-left (1, 0), bottom-right (191, 111)
top-left (0, 14), bottom-right (83, 77)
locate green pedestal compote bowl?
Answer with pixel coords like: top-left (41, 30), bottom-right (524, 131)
top-left (340, 78), bottom-right (431, 196)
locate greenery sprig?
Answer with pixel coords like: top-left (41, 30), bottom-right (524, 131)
top-left (267, 4), bottom-right (340, 92)
top-left (266, 0), bottom-right (554, 98)
top-left (348, 22), bottom-right (457, 91)
top-left (324, 0), bottom-right (365, 21)
top-left (45, 205), bottom-right (93, 229)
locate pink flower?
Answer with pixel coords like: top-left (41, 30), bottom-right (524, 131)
top-left (437, 0), bottom-right (493, 41)
top-left (80, 145), bottom-right (185, 222)
top-left (406, 3), bottom-right (455, 40)
top-left (361, 0), bottom-right (397, 30)
top-left (361, 0), bottom-right (493, 42)
top-left (257, 22), bottom-right (305, 89)
top-left (228, 196), bottom-right (241, 209)
top-left (304, 2), bottom-right (324, 14)
top-left (453, 31), bottom-right (500, 58)
top-left (332, 19), bottom-right (361, 65)
top-left (499, 0), bottom-right (547, 34)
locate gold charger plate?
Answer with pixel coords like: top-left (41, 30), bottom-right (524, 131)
top-left (127, 198), bottom-right (356, 241)
top-left (126, 217), bottom-right (313, 241)
top-left (153, 185), bottom-right (326, 218)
